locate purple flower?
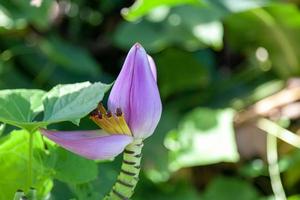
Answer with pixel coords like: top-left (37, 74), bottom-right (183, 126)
top-left (41, 43), bottom-right (162, 160)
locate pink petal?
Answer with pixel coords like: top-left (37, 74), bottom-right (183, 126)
top-left (108, 43), bottom-right (162, 139)
top-left (147, 55), bottom-right (157, 82)
top-left (40, 129), bottom-right (133, 160)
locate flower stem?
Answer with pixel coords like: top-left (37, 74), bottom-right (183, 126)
top-left (13, 190), bottom-right (25, 200)
top-left (104, 139), bottom-right (143, 200)
top-left (27, 187), bottom-right (37, 200)
top-left (267, 134), bottom-right (286, 200)
top-left (28, 131), bottom-right (34, 188)
top-left (257, 118), bottom-right (300, 148)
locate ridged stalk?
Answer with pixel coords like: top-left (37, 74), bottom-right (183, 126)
top-left (104, 139), bottom-right (143, 200)
top-left (13, 190), bottom-right (25, 200)
top-left (27, 187), bottom-right (37, 200)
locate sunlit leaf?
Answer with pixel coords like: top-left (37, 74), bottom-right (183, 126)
top-left (288, 195), bottom-right (300, 200)
top-left (122, 0), bottom-right (201, 21)
top-left (204, 0), bottom-right (269, 13)
top-left (0, 89), bottom-right (46, 132)
top-left (165, 108), bottom-right (239, 171)
top-left (0, 130), bottom-right (52, 199)
top-left (0, 82), bottom-right (110, 131)
top-left (115, 5), bottom-right (223, 52)
top-left (43, 81), bottom-right (111, 125)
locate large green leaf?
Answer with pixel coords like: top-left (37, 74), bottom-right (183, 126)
top-left (122, 0), bottom-right (201, 21)
top-left (43, 81), bottom-right (110, 125)
top-left (165, 108), bottom-right (239, 171)
top-left (0, 89), bottom-right (46, 132)
top-left (0, 81), bottom-right (110, 131)
top-left (0, 130), bottom-right (53, 199)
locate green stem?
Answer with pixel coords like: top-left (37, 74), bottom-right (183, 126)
top-left (257, 118), bottom-right (300, 148)
top-left (28, 131), bottom-right (34, 188)
top-left (13, 190), bottom-right (25, 200)
top-left (27, 187), bottom-right (37, 200)
top-left (266, 134), bottom-right (286, 200)
top-left (104, 139), bottom-right (143, 200)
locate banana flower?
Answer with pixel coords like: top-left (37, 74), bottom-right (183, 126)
top-left (41, 43), bottom-right (162, 199)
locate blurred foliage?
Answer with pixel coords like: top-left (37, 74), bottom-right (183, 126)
top-left (0, 130), bottom-right (52, 199)
top-left (165, 108), bottom-right (239, 171)
top-left (1, 0), bottom-right (300, 199)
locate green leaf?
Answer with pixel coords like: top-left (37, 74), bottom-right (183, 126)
top-left (165, 108), bottom-right (239, 171)
top-left (43, 81), bottom-right (111, 125)
top-left (0, 89), bottom-right (46, 132)
top-left (0, 130), bottom-right (53, 199)
top-left (204, 0), bottom-right (269, 14)
top-left (115, 5), bottom-right (223, 52)
top-left (49, 147), bottom-right (98, 184)
top-left (156, 48), bottom-right (209, 98)
top-left (38, 37), bottom-right (101, 77)
top-left (288, 195), bottom-right (300, 200)
top-left (170, 5), bottom-right (223, 49)
top-left (122, 0), bottom-right (201, 21)
top-left (0, 82), bottom-right (110, 131)
top-left (203, 176), bottom-right (261, 200)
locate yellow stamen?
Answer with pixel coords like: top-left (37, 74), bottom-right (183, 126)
top-left (99, 116), bottom-right (120, 133)
top-left (105, 115), bottom-right (124, 134)
top-left (98, 103), bottom-right (107, 115)
top-left (90, 116), bottom-right (115, 134)
top-left (90, 103), bottom-right (133, 136)
top-left (116, 114), bottom-right (132, 135)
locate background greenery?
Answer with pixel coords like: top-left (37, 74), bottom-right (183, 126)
top-left (1, 0), bottom-right (300, 199)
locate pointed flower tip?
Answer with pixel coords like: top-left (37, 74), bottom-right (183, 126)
top-left (108, 42), bottom-right (162, 139)
top-left (132, 43), bottom-right (147, 55)
top-left (134, 42), bottom-right (142, 48)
